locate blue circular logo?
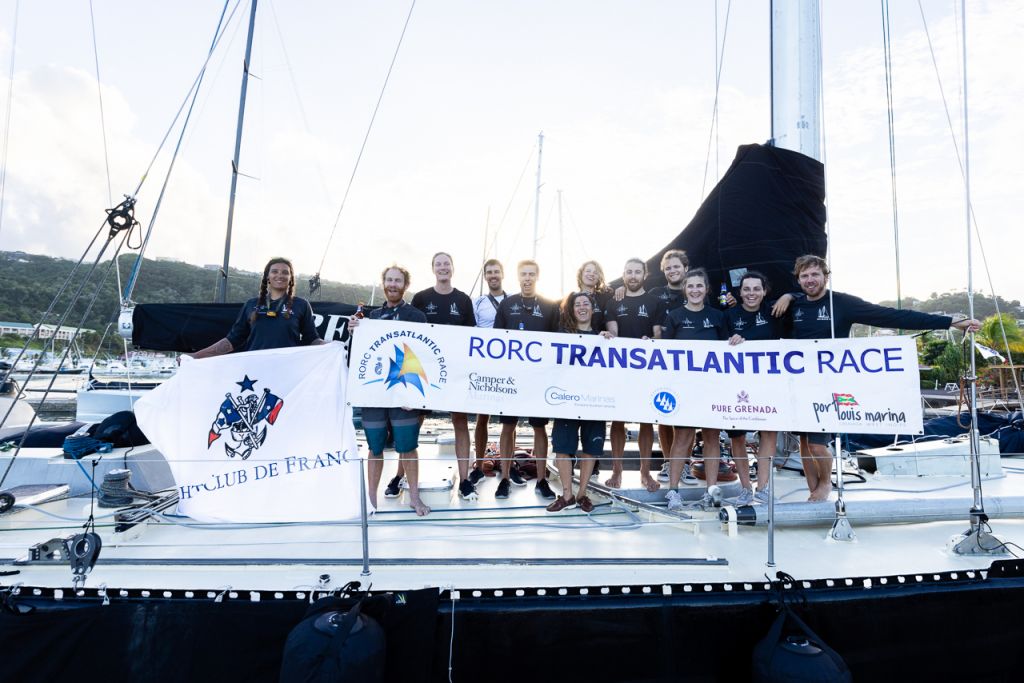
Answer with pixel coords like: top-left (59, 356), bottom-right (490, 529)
top-left (652, 391), bottom-right (677, 414)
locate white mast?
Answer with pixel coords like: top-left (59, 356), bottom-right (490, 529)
top-left (532, 131), bottom-right (544, 259)
top-left (770, 0), bottom-right (821, 161)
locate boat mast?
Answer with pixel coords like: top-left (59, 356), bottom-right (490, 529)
top-left (216, 0), bottom-right (259, 303)
top-left (532, 131), bottom-right (544, 259)
top-left (769, 0), bottom-right (821, 161)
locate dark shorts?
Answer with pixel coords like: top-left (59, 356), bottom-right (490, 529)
top-left (726, 429), bottom-right (747, 439)
top-left (796, 431), bottom-right (831, 447)
top-left (552, 419), bottom-right (606, 457)
top-left (499, 415), bottom-right (549, 428)
top-left (362, 407), bottom-right (421, 454)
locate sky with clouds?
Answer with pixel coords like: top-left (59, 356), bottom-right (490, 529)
top-left (0, 0), bottom-right (1019, 305)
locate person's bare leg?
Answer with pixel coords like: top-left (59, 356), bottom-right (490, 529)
top-left (554, 452), bottom-right (574, 503)
top-left (576, 456), bottom-right (595, 499)
top-left (451, 412), bottom-right (470, 482)
top-left (799, 435), bottom-right (819, 497)
top-left (533, 425), bottom-right (549, 481)
top-left (499, 422), bottom-right (516, 479)
top-left (367, 454), bottom-right (384, 509)
top-left (638, 423), bottom-right (659, 492)
top-left (606, 421), bottom-right (625, 488)
top-left (474, 413), bottom-right (489, 468)
top-left (757, 431), bottom-right (777, 490)
top-left (668, 427), bottom-right (695, 489)
top-left (704, 429), bottom-right (721, 488)
top-left (401, 450), bottom-right (430, 516)
top-left (658, 424), bottom-right (674, 462)
top-left (732, 435), bottom-right (751, 490)
top-left (809, 443), bottom-right (833, 501)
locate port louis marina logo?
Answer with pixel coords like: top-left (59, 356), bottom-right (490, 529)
top-left (207, 374), bottom-right (284, 460)
top-left (710, 390), bottom-right (778, 423)
top-left (357, 329), bottom-right (447, 395)
top-left (812, 391), bottom-right (908, 427)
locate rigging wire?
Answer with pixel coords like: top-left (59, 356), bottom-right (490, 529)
top-left (313, 0), bottom-right (418, 282)
top-left (121, 0), bottom-right (240, 302)
top-left (0, 0), bottom-right (19, 241)
top-left (698, 0), bottom-right (732, 202)
top-left (88, 0), bottom-right (113, 207)
top-left (0, 226), bottom-right (136, 489)
top-left (467, 144), bottom-right (537, 294)
top-left (880, 0), bottom-right (902, 312)
top-left (916, 0), bottom-right (1022, 406)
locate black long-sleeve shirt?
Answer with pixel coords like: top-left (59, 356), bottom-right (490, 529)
top-left (787, 290), bottom-right (953, 339)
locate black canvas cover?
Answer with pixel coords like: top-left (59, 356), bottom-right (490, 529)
top-left (132, 302), bottom-right (359, 352)
top-left (634, 143), bottom-right (826, 296)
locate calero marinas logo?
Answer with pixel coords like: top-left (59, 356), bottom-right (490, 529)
top-left (208, 374), bottom-right (284, 460)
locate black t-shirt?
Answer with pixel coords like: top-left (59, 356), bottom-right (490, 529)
top-left (787, 290), bottom-right (953, 339)
top-left (647, 285), bottom-right (685, 321)
top-left (368, 300), bottom-right (427, 323)
top-left (411, 287), bottom-right (475, 326)
top-left (493, 294), bottom-right (560, 332)
top-left (226, 296), bottom-right (320, 352)
top-left (585, 289), bottom-right (614, 332)
top-left (725, 301), bottom-right (783, 341)
top-left (603, 291), bottom-right (664, 339)
top-left (663, 305), bottom-right (728, 341)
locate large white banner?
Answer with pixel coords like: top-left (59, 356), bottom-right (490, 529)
top-left (347, 319), bottom-right (924, 434)
top-left (136, 344), bottom-right (362, 523)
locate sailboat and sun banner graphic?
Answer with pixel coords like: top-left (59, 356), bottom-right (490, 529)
top-left (136, 344), bottom-right (361, 523)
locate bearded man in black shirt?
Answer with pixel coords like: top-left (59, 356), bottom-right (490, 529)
top-left (603, 258), bottom-right (664, 492)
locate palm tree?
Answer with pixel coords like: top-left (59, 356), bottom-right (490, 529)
top-left (976, 313), bottom-right (1024, 360)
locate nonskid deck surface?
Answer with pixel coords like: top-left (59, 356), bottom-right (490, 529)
top-left (1, 427), bottom-right (1023, 593)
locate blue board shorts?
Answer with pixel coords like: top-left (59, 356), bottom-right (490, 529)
top-left (362, 406), bottom-right (421, 454)
top-left (796, 431), bottom-right (831, 446)
top-left (552, 419), bottom-right (606, 457)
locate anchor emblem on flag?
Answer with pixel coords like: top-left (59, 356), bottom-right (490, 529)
top-left (207, 375), bottom-right (284, 459)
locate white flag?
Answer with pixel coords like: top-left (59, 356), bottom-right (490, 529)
top-left (135, 344), bottom-right (363, 523)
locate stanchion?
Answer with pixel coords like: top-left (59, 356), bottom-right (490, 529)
top-left (359, 457), bottom-right (371, 576)
top-left (829, 435), bottom-right (855, 541)
top-left (767, 452), bottom-right (776, 568)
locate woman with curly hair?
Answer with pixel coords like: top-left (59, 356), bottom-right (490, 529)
top-left (547, 291), bottom-right (612, 513)
top-left (575, 260), bottom-right (613, 331)
top-left (190, 257), bottom-right (324, 358)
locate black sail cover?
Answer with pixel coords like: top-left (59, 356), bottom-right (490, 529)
top-left (634, 143), bottom-right (826, 294)
top-left (132, 302), bottom-right (358, 352)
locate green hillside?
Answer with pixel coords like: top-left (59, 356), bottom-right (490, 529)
top-left (0, 251), bottom-right (374, 351)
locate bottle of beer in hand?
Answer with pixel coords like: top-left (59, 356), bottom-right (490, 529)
top-left (718, 283), bottom-right (729, 308)
top-left (355, 302), bottom-right (366, 319)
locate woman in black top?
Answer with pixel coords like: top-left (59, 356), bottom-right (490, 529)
top-left (661, 269), bottom-right (727, 511)
top-left (724, 271), bottom-right (779, 505)
top-left (547, 292), bottom-right (612, 513)
top-left (191, 257), bottom-right (323, 358)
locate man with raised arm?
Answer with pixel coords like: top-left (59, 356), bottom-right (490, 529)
top-left (492, 259), bottom-right (560, 501)
top-left (778, 254), bottom-right (981, 502)
top-left (348, 265), bottom-right (431, 516)
top-left (468, 258), bottom-right (506, 488)
top-left (411, 252), bottom-right (479, 501)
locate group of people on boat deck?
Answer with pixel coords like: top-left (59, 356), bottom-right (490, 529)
top-left (191, 252), bottom-right (981, 517)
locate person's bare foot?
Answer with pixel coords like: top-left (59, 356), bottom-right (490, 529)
top-left (808, 483), bottom-right (832, 502)
top-left (410, 498), bottom-right (431, 516)
top-left (604, 473), bottom-right (622, 489)
top-left (641, 474), bottom-right (660, 493)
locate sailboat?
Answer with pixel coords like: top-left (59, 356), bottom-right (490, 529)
top-left (1, 3), bottom-right (1023, 682)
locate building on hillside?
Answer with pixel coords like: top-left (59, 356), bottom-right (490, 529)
top-left (0, 322), bottom-right (94, 341)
